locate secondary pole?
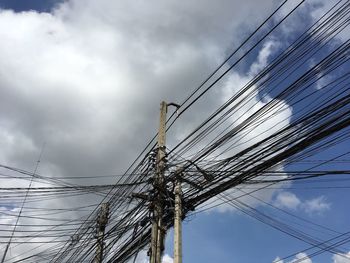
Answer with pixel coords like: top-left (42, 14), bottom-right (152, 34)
top-left (174, 171), bottom-right (182, 263)
top-left (150, 101), bottom-right (167, 263)
top-left (94, 202), bottom-right (110, 263)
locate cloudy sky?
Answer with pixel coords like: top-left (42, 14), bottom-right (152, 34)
top-left (0, 0), bottom-right (350, 262)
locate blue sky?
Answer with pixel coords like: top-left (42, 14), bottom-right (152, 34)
top-left (0, 0), bottom-right (62, 12)
top-left (0, 1), bottom-right (349, 263)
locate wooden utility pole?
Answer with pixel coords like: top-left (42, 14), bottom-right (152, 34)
top-left (94, 202), bottom-right (110, 263)
top-left (174, 172), bottom-right (182, 263)
top-left (150, 101), bottom-right (167, 263)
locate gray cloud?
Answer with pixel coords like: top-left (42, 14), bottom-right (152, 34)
top-left (0, 0), bottom-right (278, 178)
top-left (0, 0), bottom-right (310, 261)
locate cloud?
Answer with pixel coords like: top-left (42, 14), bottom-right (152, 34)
top-left (130, 252), bottom-right (173, 263)
top-left (0, 0), bottom-right (285, 260)
top-left (0, 0), bottom-right (279, 177)
top-left (274, 191), bottom-right (331, 215)
top-left (290, 253), bottom-right (312, 263)
top-left (301, 196), bottom-right (331, 215)
top-left (273, 256), bottom-right (282, 262)
top-left (333, 251), bottom-right (350, 263)
top-left (0, 0), bottom-right (338, 261)
top-left (273, 252), bottom-right (312, 263)
top-left (0, 0), bottom-right (283, 208)
top-left (0, 206), bottom-right (19, 226)
top-left (162, 254), bottom-right (174, 263)
top-left (249, 39), bottom-right (280, 76)
top-left (274, 191), bottom-right (301, 210)
top-left (205, 38), bottom-right (292, 213)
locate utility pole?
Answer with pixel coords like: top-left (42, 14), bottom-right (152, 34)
top-left (150, 101), bottom-right (180, 263)
top-left (94, 202), bottom-right (110, 263)
top-left (174, 169), bottom-right (183, 263)
top-left (150, 101), bottom-right (167, 263)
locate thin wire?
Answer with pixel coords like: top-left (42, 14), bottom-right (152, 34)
top-left (1, 143), bottom-right (45, 263)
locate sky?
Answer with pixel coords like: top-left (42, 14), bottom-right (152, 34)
top-left (0, 0), bottom-right (350, 263)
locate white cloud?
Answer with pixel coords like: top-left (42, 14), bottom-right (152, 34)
top-left (205, 37), bottom-right (292, 213)
top-left (273, 256), bottom-right (283, 263)
top-left (0, 206), bottom-right (19, 226)
top-left (129, 252), bottom-right (173, 263)
top-left (274, 191), bottom-right (331, 215)
top-left (291, 253), bottom-right (312, 263)
top-left (273, 252), bottom-right (312, 263)
top-left (274, 191), bottom-right (301, 210)
top-left (249, 39), bottom-right (280, 76)
top-left (163, 254), bottom-right (174, 263)
top-left (0, 0), bottom-right (284, 261)
top-left (333, 251), bottom-right (350, 263)
top-left (301, 196), bottom-right (331, 215)
top-left (0, 0), bottom-right (338, 261)
top-left (0, 0), bottom-right (279, 175)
